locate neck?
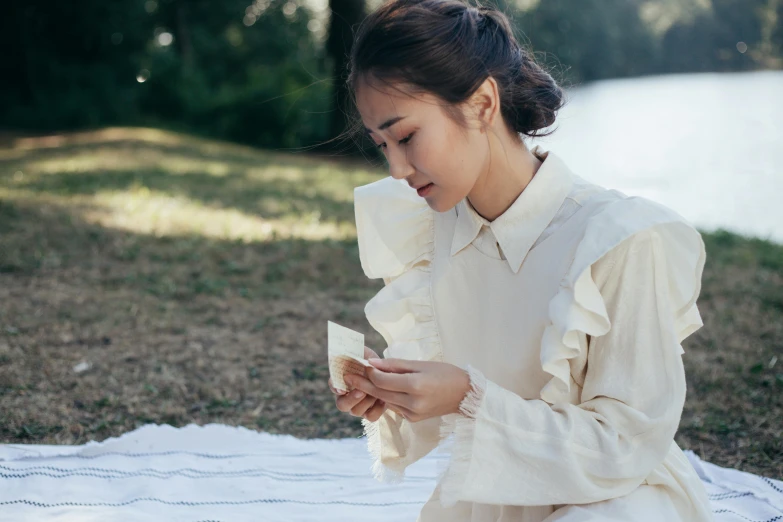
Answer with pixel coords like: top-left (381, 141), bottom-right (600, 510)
top-left (467, 136), bottom-right (542, 222)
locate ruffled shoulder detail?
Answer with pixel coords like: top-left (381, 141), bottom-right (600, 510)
top-left (539, 195), bottom-right (707, 405)
top-left (354, 177), bottom-right (444, 482)
top-left (354, 177), bottom-right (434, 281)
top-left (353, 176), bottom-right (441, 362)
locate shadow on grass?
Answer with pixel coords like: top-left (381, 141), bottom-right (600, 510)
top-left (1, 168), bottom-right (379, 230)
top-left (0, 194), bottom-right (385, 445)
top-left (0, 194), bottom-right (375, 300)
top-left (0, 129), bottom-right (383, 444)
top-left (0, 127), bottom-right (385, 231)
top-left (2, 127), bottom-right (377, 171)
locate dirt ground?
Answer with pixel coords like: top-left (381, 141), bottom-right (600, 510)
top-left (1, 128), bottom-right (781, 480)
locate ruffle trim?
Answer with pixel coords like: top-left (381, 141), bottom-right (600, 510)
top-left (538, 205), bottom-right (707, 405)
top-left (435, 364), bottom-right (487, 508)
top-left (354, 177), bottom-right (434, 280)
top-left (353, 177), bottom-right (444, 481)
top-left (364, 267), bottom-right (443, 363)
top-left (539, 267), bottom-right (611, 405)
top-left (353, 176), bottom-right (442, 363)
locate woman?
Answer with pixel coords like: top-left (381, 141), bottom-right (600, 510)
top-left (328, 0), bottom-right (714, 520)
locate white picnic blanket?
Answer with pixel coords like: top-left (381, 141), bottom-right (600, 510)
top-left (0, 423), bottom-right (780, 522)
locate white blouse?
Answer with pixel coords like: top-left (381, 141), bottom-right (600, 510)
top-left (353, 146), bottom-right (714, 521)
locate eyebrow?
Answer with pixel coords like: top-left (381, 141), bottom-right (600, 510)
top-left (364, 116), bottom-right (406, 135)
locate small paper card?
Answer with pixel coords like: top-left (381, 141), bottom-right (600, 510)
top-left (327, 320), bottom-right (372, 392)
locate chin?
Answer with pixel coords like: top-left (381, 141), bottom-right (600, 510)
top-left (427, 196), bottom-right (457, 214)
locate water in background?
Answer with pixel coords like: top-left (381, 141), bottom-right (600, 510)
top-left (530, 70), bottom-right (783, 243)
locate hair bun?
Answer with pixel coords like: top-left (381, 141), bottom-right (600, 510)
top-left (507, 51), bottom-right (564, 136)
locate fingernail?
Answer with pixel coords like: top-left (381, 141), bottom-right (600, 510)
top-left (353, 390), bottom-right (363, 398)
top-left (335, 388), bottom-right (346, 395)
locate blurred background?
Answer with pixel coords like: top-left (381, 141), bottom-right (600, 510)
top-left (1, 0), bottom-right (781, 480)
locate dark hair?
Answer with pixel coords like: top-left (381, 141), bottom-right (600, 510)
top-left (347, 0), bottom-right (565, 140)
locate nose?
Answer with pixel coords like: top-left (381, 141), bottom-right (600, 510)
top-left (386, 147), bottom-right (415, 181)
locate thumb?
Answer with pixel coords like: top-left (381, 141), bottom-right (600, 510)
top-left (368, 357), bottom-right (418, 374)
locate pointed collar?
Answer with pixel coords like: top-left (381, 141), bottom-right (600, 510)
top-left (450, 146), bottom-right (574, 273)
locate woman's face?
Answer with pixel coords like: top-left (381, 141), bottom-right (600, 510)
top-left (355, 79), bottom-right (489, 213)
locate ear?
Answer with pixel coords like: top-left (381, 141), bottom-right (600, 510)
top-left (468, 76), bottom-right (501, 133)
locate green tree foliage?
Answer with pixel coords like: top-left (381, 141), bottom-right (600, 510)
top-left (661, 0), bottom-right (783, 73)
top-left (138, 0), bottom-right (331, 148)
top-left (1, 0), bottom-right (780, 148)
top-left (1, 0), bottom-right (330, 149)
top-left (2, 0), bottom-right (153, 128)
top-left (515, 0), bottom-right (782, 83)
top-left (515, 0), bottom-right (658, 84)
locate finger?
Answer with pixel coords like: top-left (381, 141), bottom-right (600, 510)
top-left (386, 402), bottom-right (416, 421)
top-left (346, 374), bottom-right (411, 409)
top-left (367, 357), bottom-right (419, 374)
top-left (335, 389), bottom-right (367, 413)
top-left (365, 366), bottom-right (417, 393)
top-left (363, 400), bottom-right (387, 422)
top-left (350, 395), bottom-right (378, 417)
top-left (364, 346), bottom-right (380, 360)
top-left (328, 378), bottom-right (346, 395)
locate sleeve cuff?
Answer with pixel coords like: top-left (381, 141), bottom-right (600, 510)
top-left (361, 411), bottom-right (407, 484)
top-left (436, 364), bottom-right (488, 508)
top-left (362, 407), bottom-right (445, 484)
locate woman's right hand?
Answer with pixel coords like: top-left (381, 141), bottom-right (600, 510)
top-left (329, 346), bottom-right (388, 422)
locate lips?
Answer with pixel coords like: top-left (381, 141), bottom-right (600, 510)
top-left (416, 183), bottom-right (434, 197)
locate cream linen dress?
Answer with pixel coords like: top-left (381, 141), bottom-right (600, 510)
top-left (352, 145), bottom-right (714, 521)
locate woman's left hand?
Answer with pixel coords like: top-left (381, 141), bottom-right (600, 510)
top-left (343, 358), bottom-right (471, 423)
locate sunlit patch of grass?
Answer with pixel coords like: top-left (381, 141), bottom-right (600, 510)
top-left (21, 151), bottom-right (237, 178)
top-left (6, 127), bottom-right (253, 154)
top-left (1, 127), bottom-right (381, 243)
top-left (81, 189), bottom-right (356, 242)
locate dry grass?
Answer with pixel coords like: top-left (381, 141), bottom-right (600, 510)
top-left (0, 128), bottom-right (780, 480)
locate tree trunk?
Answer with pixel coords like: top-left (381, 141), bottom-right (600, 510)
top-left (175, 0), bottom-right (195, 72)
top-left (325, 0), bottom-right (366, 151)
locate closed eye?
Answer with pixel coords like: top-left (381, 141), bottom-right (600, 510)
top-left (376, 132), bottom-right (414, 150)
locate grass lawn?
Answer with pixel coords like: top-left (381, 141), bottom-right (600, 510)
top-left (1, 128), bottom-right (781, 480)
